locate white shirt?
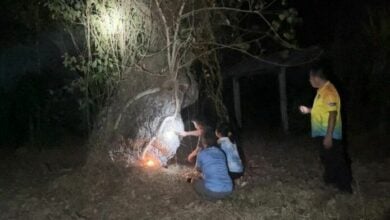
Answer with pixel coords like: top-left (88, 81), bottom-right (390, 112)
top-left (218, 137), bottom-right (243, 173)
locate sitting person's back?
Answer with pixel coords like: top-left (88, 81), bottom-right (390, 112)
top-left (193, 126), bottom-right (232, 200)
top-left (197, 146), bottom-right (233, 193)
top-left (216, 123), bottom-right (244, 179)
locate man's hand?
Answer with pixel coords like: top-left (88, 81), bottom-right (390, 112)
top-left (299, 105), bottom-right (311, 114)
top-left (323, 135), bottom-right (333, 149)
top-left (187, 151), bottom-right (197, 162)
top-left (176, 131), bottom-right (187, 137)
top-left (325, 111), bottom-right (337, 149)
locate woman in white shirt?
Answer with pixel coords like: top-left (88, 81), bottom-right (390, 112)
top-left (215, 123), bottom-right (244, 180)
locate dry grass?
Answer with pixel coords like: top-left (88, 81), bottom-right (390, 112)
top-left (1, 130), bottom-right (389, 219)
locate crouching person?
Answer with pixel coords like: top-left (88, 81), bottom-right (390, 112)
top-left (216, 123), bottom-right (244, 184)
top-left (192, 126), bottom-right (233, 201)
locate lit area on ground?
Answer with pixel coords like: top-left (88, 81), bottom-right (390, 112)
top-left (141, 116), bottom-right (184, 168)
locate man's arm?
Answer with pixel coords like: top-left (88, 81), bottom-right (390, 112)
top-left (178, 129), bottom-right (202, 137)
top-left (324, 111), bottom-right (337, 148)
top-left (186, 130), bottom-right (202, 137)
top-left (299, 105), bottom-right (312, 114)
top-left (188, 146), bottom-right (201, 162)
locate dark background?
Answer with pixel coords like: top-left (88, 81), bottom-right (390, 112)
top-left (0, 0), bottom-right (389, 148)
top-left (222, 0), bottom-right (389, 134)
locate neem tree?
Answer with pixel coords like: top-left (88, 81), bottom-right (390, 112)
top-left (46, 0), bottom-right (299, 167)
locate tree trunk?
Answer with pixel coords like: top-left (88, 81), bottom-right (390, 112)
top-left (88, 51), bottom-right (198, 166)
top-left (233, 77), bottom-right (242, 128)
top-left (85, 0), bottom-right (199, 167)
top-left (370, 51), bottom-right (389, 131)
top-left (278, 67), bottom-right (289, 134)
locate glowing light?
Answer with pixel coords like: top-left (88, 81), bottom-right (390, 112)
top-left (141, 116), bottom-right (184, 167)
top-left (163, 130), bottom-right (176, 140)
top-left (146, 159), bottom-right (155, 167)
top-left (102, 9), bottom-right (122, 35)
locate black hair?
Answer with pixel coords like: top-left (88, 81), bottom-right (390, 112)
top-left (310, 61), bottom-right (333, 80)
top-left (191, 116), bottom-right (207, 128)
top-left (310, 67), bottom-right (327, 80)
top-left (201, 126), bottom-right (217, 147)
top-left (216, 123), bottom-right (236, 143)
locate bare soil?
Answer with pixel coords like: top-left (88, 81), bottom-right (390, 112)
top-left (1, 130), bottom-right (389, 220)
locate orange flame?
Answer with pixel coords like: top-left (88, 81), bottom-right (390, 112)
top-left (142, 156), bottom-right (160, 168)
top-left (146, 159), bottom-right (155, 167)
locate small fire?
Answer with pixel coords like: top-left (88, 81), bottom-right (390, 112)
top-left (146, 159), bottom-right (155, 167)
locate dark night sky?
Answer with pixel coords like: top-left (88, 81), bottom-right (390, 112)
top-left (292, 0), bottom-right (355, 47)
top-left (0, 0), bottom-right (388, 139)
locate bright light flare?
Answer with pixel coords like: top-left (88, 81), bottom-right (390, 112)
top-left (141, 116), bottom-right (184, 167)
top-left (102, 9), bottom-right (123, 35)
top-left (142, 156), bottom-right (159, 168)
top-left (163, 130), bottom-right (176, 140)
top-left (146, 159), bottom-right (155, 167)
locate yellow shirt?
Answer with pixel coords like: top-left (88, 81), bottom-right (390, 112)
top-left (311, 81), bottom-right (342, 140)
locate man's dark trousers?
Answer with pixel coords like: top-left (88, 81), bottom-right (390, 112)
top-left (317, 138), bottom-right (353, 193)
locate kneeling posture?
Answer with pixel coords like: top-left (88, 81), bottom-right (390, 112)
top-left (216, 123), bottom-right (244, 179)
top-left (193, 126), bottom-right (233, 200)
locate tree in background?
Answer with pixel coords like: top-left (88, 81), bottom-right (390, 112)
top-left (0, 0), bottom-right (77, 146)
top-left (45, 0), bottom-right (300, 166)
top-left (331, 3), bottom-right (389, 132)
top-left (363, 6), bottom-right (390, 130)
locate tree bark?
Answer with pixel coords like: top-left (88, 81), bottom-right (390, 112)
top-left (278, 67), bottom-right (288, 134)
top-left (233, 77), bottom-right (242, 128)
top-left (88, 46), bottom-right (198, 167)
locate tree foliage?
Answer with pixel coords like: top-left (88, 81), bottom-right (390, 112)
top-left (46, 0), bottom-right (153, 129)
top-left (45, 0), bottom-right (301, 129)
top-left (363, 6), bottom-right (390, 128)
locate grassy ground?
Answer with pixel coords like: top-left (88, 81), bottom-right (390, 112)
top-left (0, 130), bottom-right (389, 219)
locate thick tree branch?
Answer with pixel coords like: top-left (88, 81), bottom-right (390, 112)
top-left (114, 88), bottom-right (161, 130)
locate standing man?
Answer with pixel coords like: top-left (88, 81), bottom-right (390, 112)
top-left (299, 66), bottom-right (353, 193)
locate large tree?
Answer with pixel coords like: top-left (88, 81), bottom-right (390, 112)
top-left (46, 0), bottom-right (299, 166)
